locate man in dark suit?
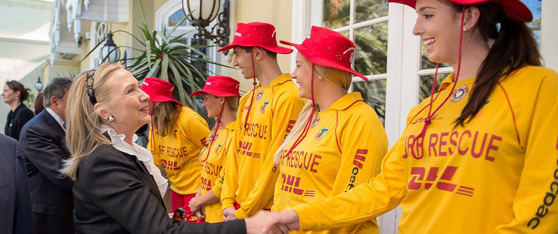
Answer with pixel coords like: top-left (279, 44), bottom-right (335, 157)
top-left (18, 78), bottom-right (73, 234)
top-left (0, 133), bottom-right (33, 234)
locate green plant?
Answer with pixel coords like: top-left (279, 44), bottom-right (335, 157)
top-left (82, 3), bottom-right (227, 112)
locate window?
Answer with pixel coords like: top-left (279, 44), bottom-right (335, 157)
top-left (322, 0), bottom-right (389, 124)
top-left (155, 0), bottom-right (222, 75)
top-left (90, 22), bottom-right (109, 68)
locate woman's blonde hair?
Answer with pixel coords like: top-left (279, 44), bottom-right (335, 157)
top-left (273, 61), bottom-right (351, 166)
top-left (199, 95), bottom-right (240, 160)
top-left (152, 102), bottom-right (181, 137)
top-left (62, 63), bottom-right (125, 180)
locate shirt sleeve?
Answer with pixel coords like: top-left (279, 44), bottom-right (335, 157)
top-left (492, 70), bottom-right (558, 233)
top-left (221, 119), bottom-right (242, 209)
top-left (235, 92), bottom-right (305, 218)
top-left (212, 131), bottom-right (234, 199)
top-left (329, 109), bottom-right (388, 196)
top-left (294, 136), bottom-right (408, 230)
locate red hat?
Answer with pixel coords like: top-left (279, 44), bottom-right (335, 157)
top-left (218, 22), bottom-right (293, 54)
top-left (280, 26), bottom-right (368, 81)
top-left (190, 76), bottom-right (241, 97)
top-left (388, 0), bottom-right (532, 22)
top-left (141, 77), bottom-right (182, 105)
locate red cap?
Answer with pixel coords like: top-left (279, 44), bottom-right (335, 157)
top-left (388, 0), bottom-right (532, 22)
top-left (141, 77), bottom-right (182, 105)
top-left (280, 26), bottom-right (368, 81)
top-left (190, 76), bottom-right (241, 97)
top-left (218, 22), bottom-right (293, 54)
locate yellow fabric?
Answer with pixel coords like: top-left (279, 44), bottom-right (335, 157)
top-left (148, 106), bottom-right (210, 195)
top-left (221, 73), bottom-right (305, 218)
top-left (200, 121), bottom-right (235, 223)
top-left (273, 92), bottom-right (387, 234)
top-left (295, 66), bottom-right (558, 233)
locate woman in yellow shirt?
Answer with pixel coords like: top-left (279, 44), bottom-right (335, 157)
top-left (141, 78), bottom-right (211, 222)
top-left (270, 26), bottom-right (388, 234)
top-left (188, 76), bottom-right (241, 223)
top-left (260, 0), bottom-right (558, 233)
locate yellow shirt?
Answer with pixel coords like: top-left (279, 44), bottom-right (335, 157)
top-left (221, 73), bottom-right (305, 218)
top-left (273, 92), bottom-right (387, 234)
top-left (148, 106), bottom-right (210, 195)
top-left (294, 66), bottom-right (558, 233)
top-left (200, 122), bottom-right (235, 223)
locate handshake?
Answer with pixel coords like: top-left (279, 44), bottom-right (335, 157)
top-left (244, 210), bottom-right (300, 234)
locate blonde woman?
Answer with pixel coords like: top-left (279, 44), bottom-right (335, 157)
top-left (141, 77), bottom-right (211, 222)
top-left (188, 76), bottom-right (241, 223)
top-left (269, 26), bottom-right (388, 234)
top-left (62, 63), bottom-right (277, 233)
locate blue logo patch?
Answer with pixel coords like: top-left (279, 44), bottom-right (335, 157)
top-left (315, 128), bottom-right (328, 141)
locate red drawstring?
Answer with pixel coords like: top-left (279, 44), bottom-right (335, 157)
top-left (410, 5), bottom-right (465, 159)
top-left (201, 102), bottom-right (225, 163)
top-left (243, 49), bottom-right (258, 131)
top-left (284, 64), bottom-right (316, 157)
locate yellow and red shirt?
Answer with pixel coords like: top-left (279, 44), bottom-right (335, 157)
top-left (148, 106), bottom-right (210, 195)
top-left (221, 73), bottom-right (305, 218)
top-left (294, 66), bottom-right (558, 233)
top-left (273, 92), bottom-right (388, 234)
top-left (199, 122), bottom-right (235, 223)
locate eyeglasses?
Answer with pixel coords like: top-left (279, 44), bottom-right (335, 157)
top-left (85, 69), bottom-right (97, 105)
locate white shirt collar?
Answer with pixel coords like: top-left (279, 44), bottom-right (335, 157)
top-left (100, 125), bottom-right (168, 197)
top-left (46, 107), bottom-right (65, 131)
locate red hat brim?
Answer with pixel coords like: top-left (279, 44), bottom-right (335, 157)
top-left (388, 0), bottom-right (532, 22)
top-left (280, 40), bottom-right (368, 81)
top-left (218, 42), bottom-right (293, 54)
top-left (189, 90), bottom-right (241, 97)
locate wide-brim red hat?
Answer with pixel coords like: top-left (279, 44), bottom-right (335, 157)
top-left (388, 0), bottom-right (532, 22)
top-left (280, 26), bottom-right (368, 81)
top-left (218, 22), bottom-right (293, 54)
top-left (190, 76), bottom-right (241, 97)
top-left (141, 77), bottom-right (182, 105)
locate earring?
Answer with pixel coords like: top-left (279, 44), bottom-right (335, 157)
top-left (463, 26), bottom-right (467, 31)
top-left (318, 75), bottom-right (323, 80)
top-left (108, 115), bottom-right (115, 122)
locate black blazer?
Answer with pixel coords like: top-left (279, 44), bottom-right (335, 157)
top-left (73, 143), bottom-right (247, 234)
top-left (18, 110), bottom-right (74, 234)
top-left (5, 104), bottom-right (34, 141)
top-left (0, 133), bottom-right (33, 234)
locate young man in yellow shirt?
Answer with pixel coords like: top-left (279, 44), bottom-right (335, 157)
top-left (218, 22), bottom-right (305, 221)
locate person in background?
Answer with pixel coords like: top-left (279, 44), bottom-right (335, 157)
top-left (0, 133), bottom-right (33, 234)
top-left (218, 22), bottom-right (305, 221)
top-left (33, 92), bottom-right (44, 116)
top-left (188, 76), bottom-right (241, 223)
top-left (141, 77), bottom-right (211, 222)
top-left (2, 81), bottom-right (34, 140)
top-left (62, 63), bottom-right (284, 234)
top-left (19, 78), bottom-right (74, 234)
top-left (269, 26), bottom-right (388, 234)
top-left (260, 0), bottom-right (558, 233)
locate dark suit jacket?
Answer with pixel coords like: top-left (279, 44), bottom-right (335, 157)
top-left (5, 104), bottom-right (34, 141)
top-left (74, 144), bottom-right (247, 234)
top-left (18, 110), bottom-right (74, 234)
top-left (0, 134), bottom-right (33, 234)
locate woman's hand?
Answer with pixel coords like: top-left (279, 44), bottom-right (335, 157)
top-left (222, 206), bottom-right (238, 221)
top-left (269, 210), bottom-right (300, 231)
top-left (246, 211), bottom-right (289, 234)
top-left (188, 195), bottom-right (201, 214)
